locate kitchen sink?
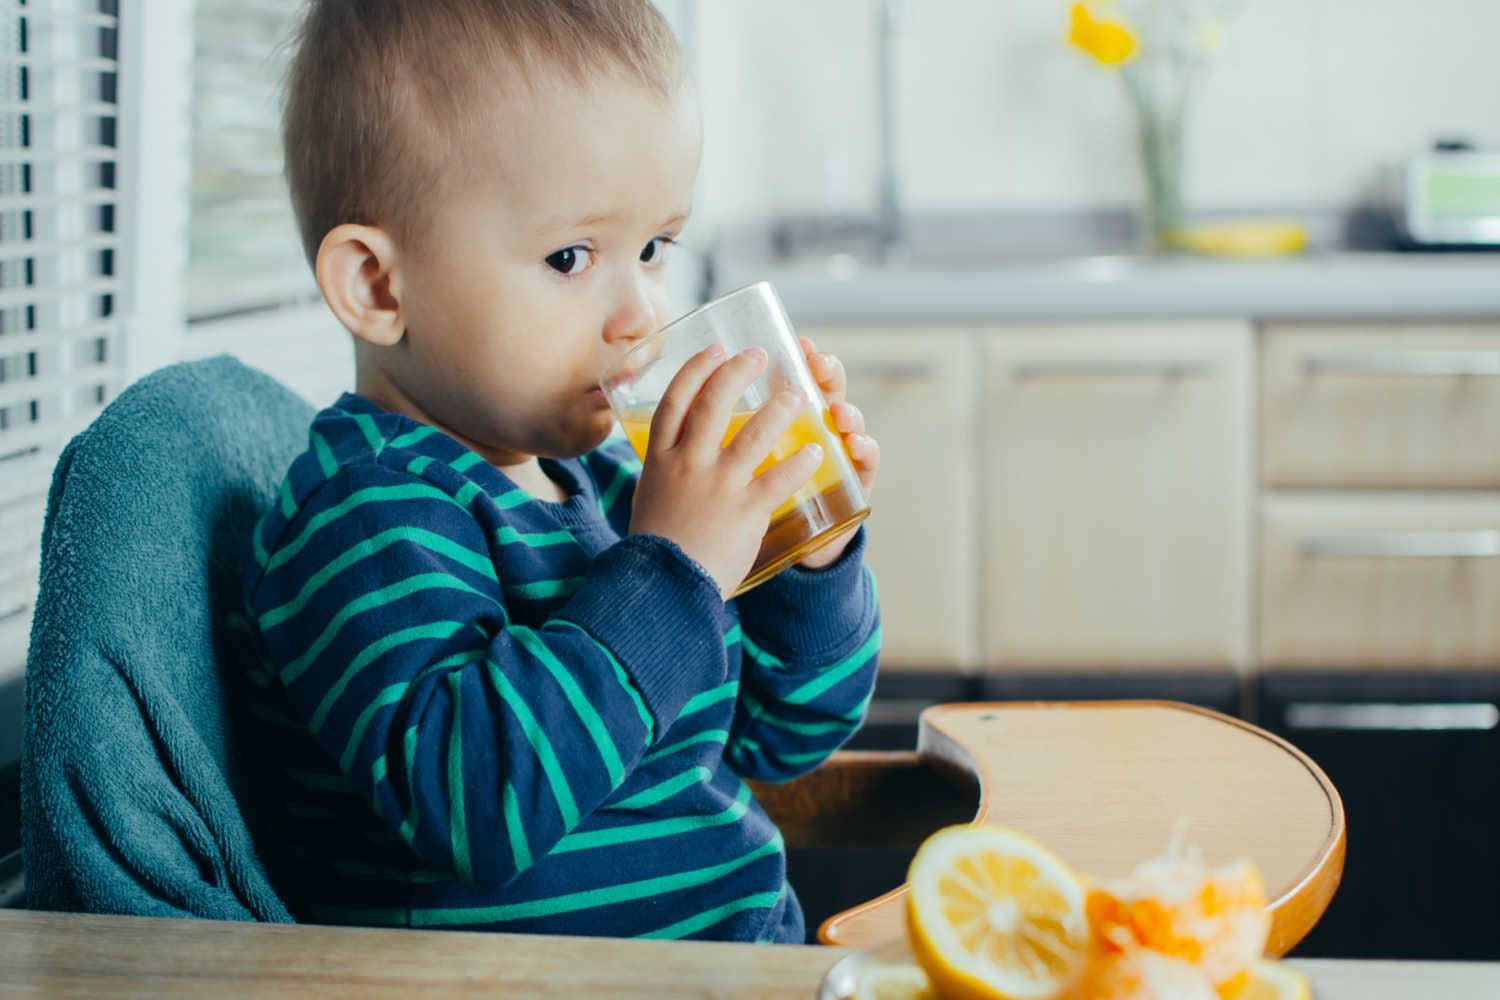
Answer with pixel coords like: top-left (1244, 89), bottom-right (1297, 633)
top-left (760, 210), bottom-right (1153, 272)
top-left (719, 205), bottom-right (1418, 275)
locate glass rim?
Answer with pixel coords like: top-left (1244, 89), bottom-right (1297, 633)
top-left (598, 280), bottom-right (776, 390)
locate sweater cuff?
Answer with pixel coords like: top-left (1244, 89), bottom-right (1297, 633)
top-left (557, 535), bottom-right (727, 730)
top-left (733, 526), bottom-right (875, 665)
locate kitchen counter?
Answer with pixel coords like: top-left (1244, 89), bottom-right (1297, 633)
top-left (711, 251), bottom-right (1500, 324)
top-left (707, 212), bottom-right (1500, 324)
top-left (2, 910), bottom-right (1496, 998)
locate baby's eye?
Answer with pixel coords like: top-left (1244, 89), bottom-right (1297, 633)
top-left (545, 246), bottom-right (593, 276)
top-left (640, 237), bottom-right (675, 265)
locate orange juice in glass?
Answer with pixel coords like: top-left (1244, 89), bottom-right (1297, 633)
top-left (600, 283), bottom-right (869, 596)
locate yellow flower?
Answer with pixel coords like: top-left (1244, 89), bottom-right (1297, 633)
top-left (1069, 2), bottom-right (1138, 67)
top-left (1196, 17), bottom-right (1225, 55)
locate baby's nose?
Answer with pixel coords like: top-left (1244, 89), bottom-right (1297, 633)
top-left (602, 284), bottom-right (657, 345)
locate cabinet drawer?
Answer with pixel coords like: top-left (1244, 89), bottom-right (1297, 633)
top-left (1262, 324), bottom-right (1500, 488)
top-left (1260, 496), bottom-right (1500, 669)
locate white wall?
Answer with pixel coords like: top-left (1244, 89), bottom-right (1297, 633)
top-left (690, 0), bottom-right (1500, 229)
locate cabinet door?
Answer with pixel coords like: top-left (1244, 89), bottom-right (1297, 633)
top-left (1260, 495), bottom-right (1500, 670)
top-left (802, 328), bottom-right (977, 671)
top-left (980, 324), bottom-right (1252, 670)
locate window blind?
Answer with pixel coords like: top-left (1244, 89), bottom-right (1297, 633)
top-left (0, 0), bottom-right (122, 683)
top-left (183, 0), bottom-right (349, 407)
top-left (187, 0), bottom-right (312, 323)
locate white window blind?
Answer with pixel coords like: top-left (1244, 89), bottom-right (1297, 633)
top-left (0, 0), bottom-right (124, 682)
top-left (187, 0), bottom-right (313, 322)
top-left (184, 0), bottom-right (349, 406)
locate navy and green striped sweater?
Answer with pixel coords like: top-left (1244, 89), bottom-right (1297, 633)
top-left (237, 393), bottom-right (880, 942)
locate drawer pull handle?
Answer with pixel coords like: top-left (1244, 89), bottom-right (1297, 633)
top-left (1012, 360), bottom-right (1213, 379)
top-left (1286, 702), bottom-right (1500, 732)
top-left (1302, 351), bottom-right (1500, 376)
top-left (843, 361), bottom-right (938, 382)
top-left (1297, 530), bottom-right (1500, 559)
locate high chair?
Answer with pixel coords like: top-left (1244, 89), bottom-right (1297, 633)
top-left (750, 701), bottom-right (1350, 953)
top-left (752, 700), bottom-right (1345, 953)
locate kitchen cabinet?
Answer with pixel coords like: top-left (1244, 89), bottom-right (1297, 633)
top-left (1256, 672), bottom-right (1500, 960)
top-left (976, 671), bottom-right (1243, 718)
top-left (1260, 495), bottom-right (1500, 670)
top-left (1262, 323), bottom-right (1500, 489)
top-left (794, 318), bottom-right (1500, 685)
top-left (802, 329), bottom-right (978, 672)
top-left (978, 324), bottom-right (1253, 670)
top-left (842, 673), bottom-right (976, 751)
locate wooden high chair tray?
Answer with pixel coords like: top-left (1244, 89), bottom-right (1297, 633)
top-left (811, 701), bottom-right (1345, 954)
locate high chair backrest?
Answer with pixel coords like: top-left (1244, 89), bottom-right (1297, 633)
top-left (21, 356), bottom-right (311, 921)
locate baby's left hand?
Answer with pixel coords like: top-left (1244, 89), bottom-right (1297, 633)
top-left (796, 336), bottom-right (880, 570)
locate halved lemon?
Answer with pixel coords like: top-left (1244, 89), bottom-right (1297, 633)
top-left (1223, 960), bottom-right (1312, 1000)
top-left (855, 962), bottom-right (938, 1000)
top-left (906, 825), bottom-right (1090, 1000)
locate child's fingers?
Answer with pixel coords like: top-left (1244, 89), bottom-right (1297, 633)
top-left (813, 352), bottom-right (847, 402)
top-left (649, 345), bottom-right (726, 450)
top-left (831, 400), bottom-right (865, 437)
top-left (723, 387), bottom-right (802, 477)
top-left (677, 348), bottom-right (767, 457)
top-left (847, 433), bottom-right (880, 491)
top-left (752, 443), bottom-right (823, 511)
top-left (801, 338), bottom-right (847, 403)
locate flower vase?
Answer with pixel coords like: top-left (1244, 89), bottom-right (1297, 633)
top-left (1124, 70), bottom-right (1189, 253)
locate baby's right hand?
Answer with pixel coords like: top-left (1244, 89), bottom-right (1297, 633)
top-left (628, 345), bottom-right (822, 600)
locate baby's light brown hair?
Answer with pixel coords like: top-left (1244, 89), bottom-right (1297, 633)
top-left (282, 0), bottom-right (683, 266)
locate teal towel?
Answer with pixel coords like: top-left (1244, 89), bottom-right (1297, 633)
top-left (21, 356), bottom-right (311, 921)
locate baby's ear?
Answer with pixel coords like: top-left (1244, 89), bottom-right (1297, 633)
top-left (316, 224), bottom-right (405, 347)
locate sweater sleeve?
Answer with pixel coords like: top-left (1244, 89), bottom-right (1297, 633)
top-left (246, 462), bottom-right (726, 889)
top-left (725, 528), bottom-right (881, 783)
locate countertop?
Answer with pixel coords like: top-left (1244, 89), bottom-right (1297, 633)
top-left (2, 910), bottom-right (1496, 998)
top-left (707, 212), bottom-right (1500, 324)
top-left (711, 251), bottom-right (1500, 325)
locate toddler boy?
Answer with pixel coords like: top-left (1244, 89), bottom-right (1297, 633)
top-left (241, 0), bottom-right (882, 943)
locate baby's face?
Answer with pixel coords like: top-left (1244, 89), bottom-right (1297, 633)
top-left (391, 66), bottom-right (701, 464)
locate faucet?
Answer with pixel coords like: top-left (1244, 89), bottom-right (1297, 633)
top-left (765, 0), bottom-right (908, 265)
top-left (875, 0), bottom-right (907, 260)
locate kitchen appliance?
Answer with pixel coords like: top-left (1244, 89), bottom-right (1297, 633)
top-left (1398, 141), bottom-right (1500, 248)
